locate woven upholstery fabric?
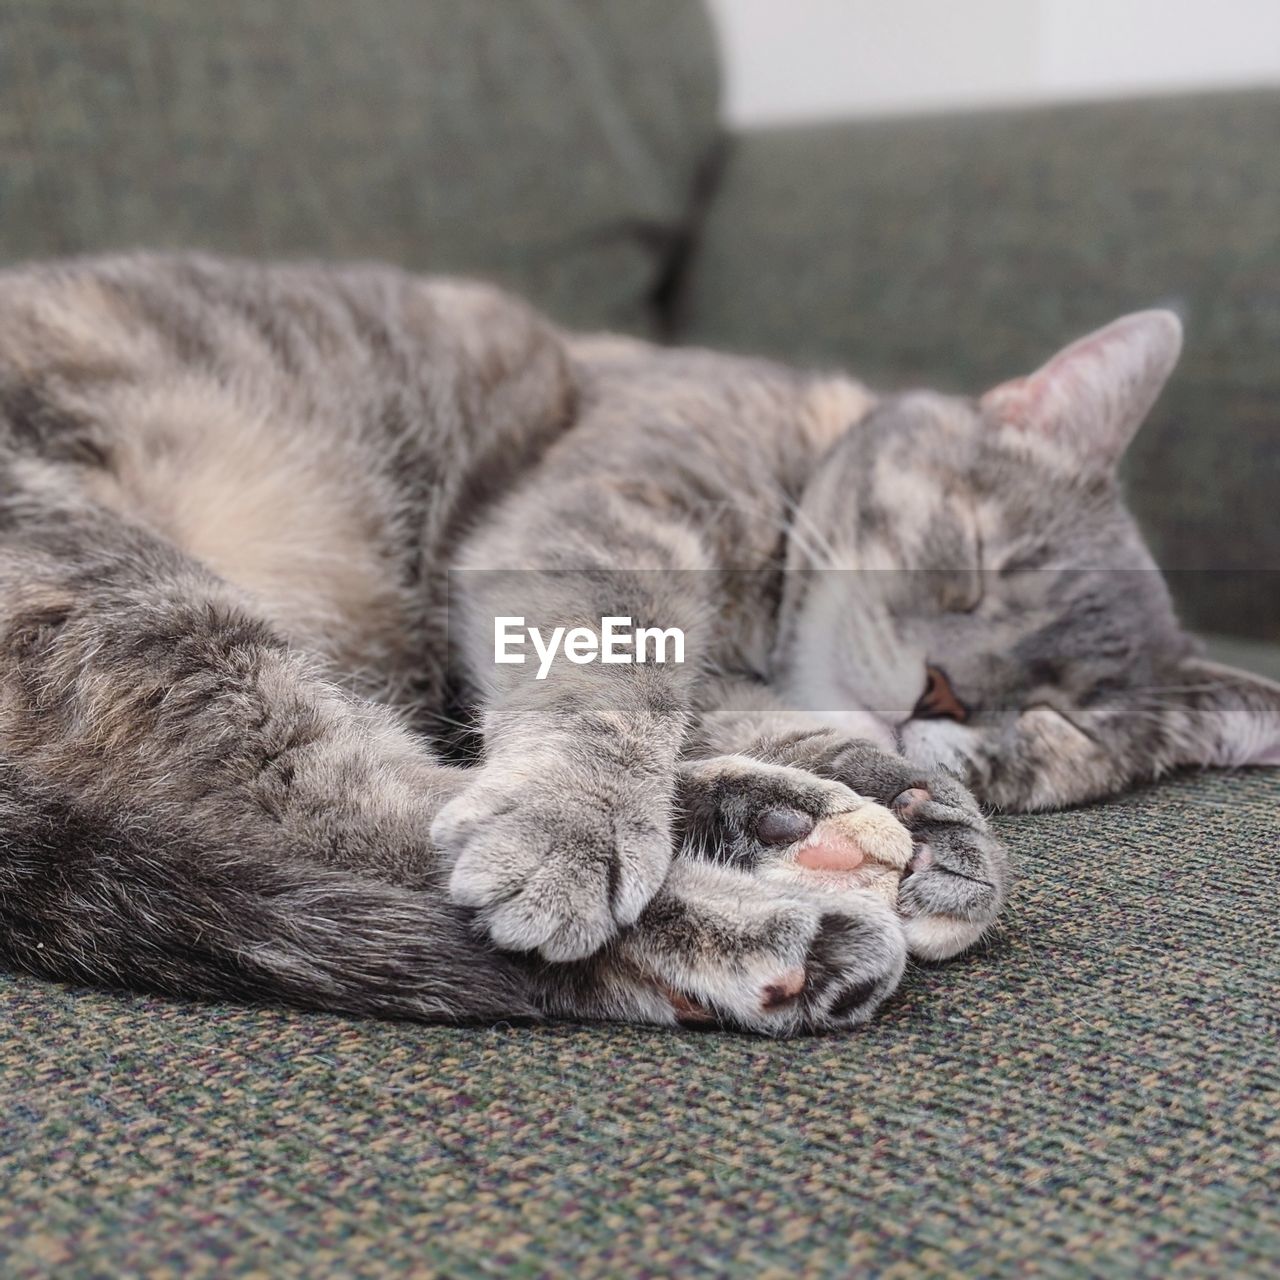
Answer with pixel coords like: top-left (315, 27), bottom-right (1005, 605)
top-left (679, 93), bottom-right (1280, 642)
top-left (3, 769), bottom-right (1276, 1278)
top-left (1203, 633), bottom-right (1280, 682)
top-left (0, 0), bottom-right (719, 332)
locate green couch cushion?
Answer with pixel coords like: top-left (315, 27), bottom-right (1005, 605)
top-left (679, 93), bottom-right (1280, 642)
top-left (4, 769), bottom-right (1276, 1277)
top-left (1203, 633), bottom-right (1280, 682)
top-left (0, 0), bottom-right (720, 332)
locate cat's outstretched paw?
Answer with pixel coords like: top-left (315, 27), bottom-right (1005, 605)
top-left (888, 778), bottom-right (1007, 960)
top-left (434, 764), bottom-right (672, 962)
top-left (608, 859), bottom-right (908, 1035)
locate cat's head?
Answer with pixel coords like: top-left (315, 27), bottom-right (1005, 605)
top-left (778, 311), bottom-right (1280, 811)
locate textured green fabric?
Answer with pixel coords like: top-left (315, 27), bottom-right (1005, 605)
top-left (0, 0), bottom-right (719, 332)
top-left (1203, 633), bottom-right (1280, 682)
top-left (3, 769), bottom-right (1277, 1278)
top-left (679, 94), bottom-right (1280, 642)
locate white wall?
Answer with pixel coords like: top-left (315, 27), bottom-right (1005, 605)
top-left (709, 0), bottom-right (1280, 125)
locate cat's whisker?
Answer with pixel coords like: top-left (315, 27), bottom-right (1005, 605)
top-left (784, 497), bottom-right (841, 569)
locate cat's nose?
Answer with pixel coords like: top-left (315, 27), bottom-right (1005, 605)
top-left (912, 664), bottom-right (969, 722)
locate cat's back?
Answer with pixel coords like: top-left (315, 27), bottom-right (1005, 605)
top-left (0, 252), bottom-right (570, 461)
top-left (0, 253), bottom-right (575, 674)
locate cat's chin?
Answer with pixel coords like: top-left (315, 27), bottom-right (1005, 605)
top-left (898, 719), bottom-right (980, 775)
top-left (803, 708), bottom-right (899, 754)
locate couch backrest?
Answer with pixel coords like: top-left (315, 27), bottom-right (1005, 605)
top-left (676, 93), bottom-right (1280, 642)
top-left (0, 0), bottom-right (720, 333)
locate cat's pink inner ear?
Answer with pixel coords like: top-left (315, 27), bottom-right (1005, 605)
top-left (980, 310), bottom-right (1183, 467)
top-left (978, 375), bottom-right (1039, 429)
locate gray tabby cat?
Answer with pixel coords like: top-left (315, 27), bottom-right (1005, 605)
top-left (1, 255), bottom-right (1275, 1035)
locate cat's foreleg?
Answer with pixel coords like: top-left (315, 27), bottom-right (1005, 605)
top-left (435, 487), bottom-right (716, 962)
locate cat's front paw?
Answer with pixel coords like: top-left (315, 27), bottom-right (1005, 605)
top-left (433, 765), bottom-right (673, 962)
top-left (888, 780), bottom-right (1008, 960)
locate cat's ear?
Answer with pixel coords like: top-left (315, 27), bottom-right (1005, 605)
top-left (1161, 659), bottom-right (1280, 769)
top-left (980, 310), bottom-right (1182, 468)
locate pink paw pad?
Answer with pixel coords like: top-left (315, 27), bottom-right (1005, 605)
top-left (908, 843), bottom-right (935, 873)
top-left (760, 967), bottom-right (807, 1011)
top-left (787, 806), bottom-right (913, 906)
top-left (891, 786), bottom-right (931, 821)
top-left (794, 838), bottom-right (865, 873)
top-left (658, 982), bottom-right (716, 1025)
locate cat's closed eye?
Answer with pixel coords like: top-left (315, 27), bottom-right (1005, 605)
top-left (925, 568), bottom-right (984, 615)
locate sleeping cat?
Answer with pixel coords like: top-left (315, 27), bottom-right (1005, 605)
top-left (0, 255), bottom-right (1275, 1035)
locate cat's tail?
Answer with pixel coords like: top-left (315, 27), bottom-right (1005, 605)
top-left (0, 761), bottom-right (537, 1022)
